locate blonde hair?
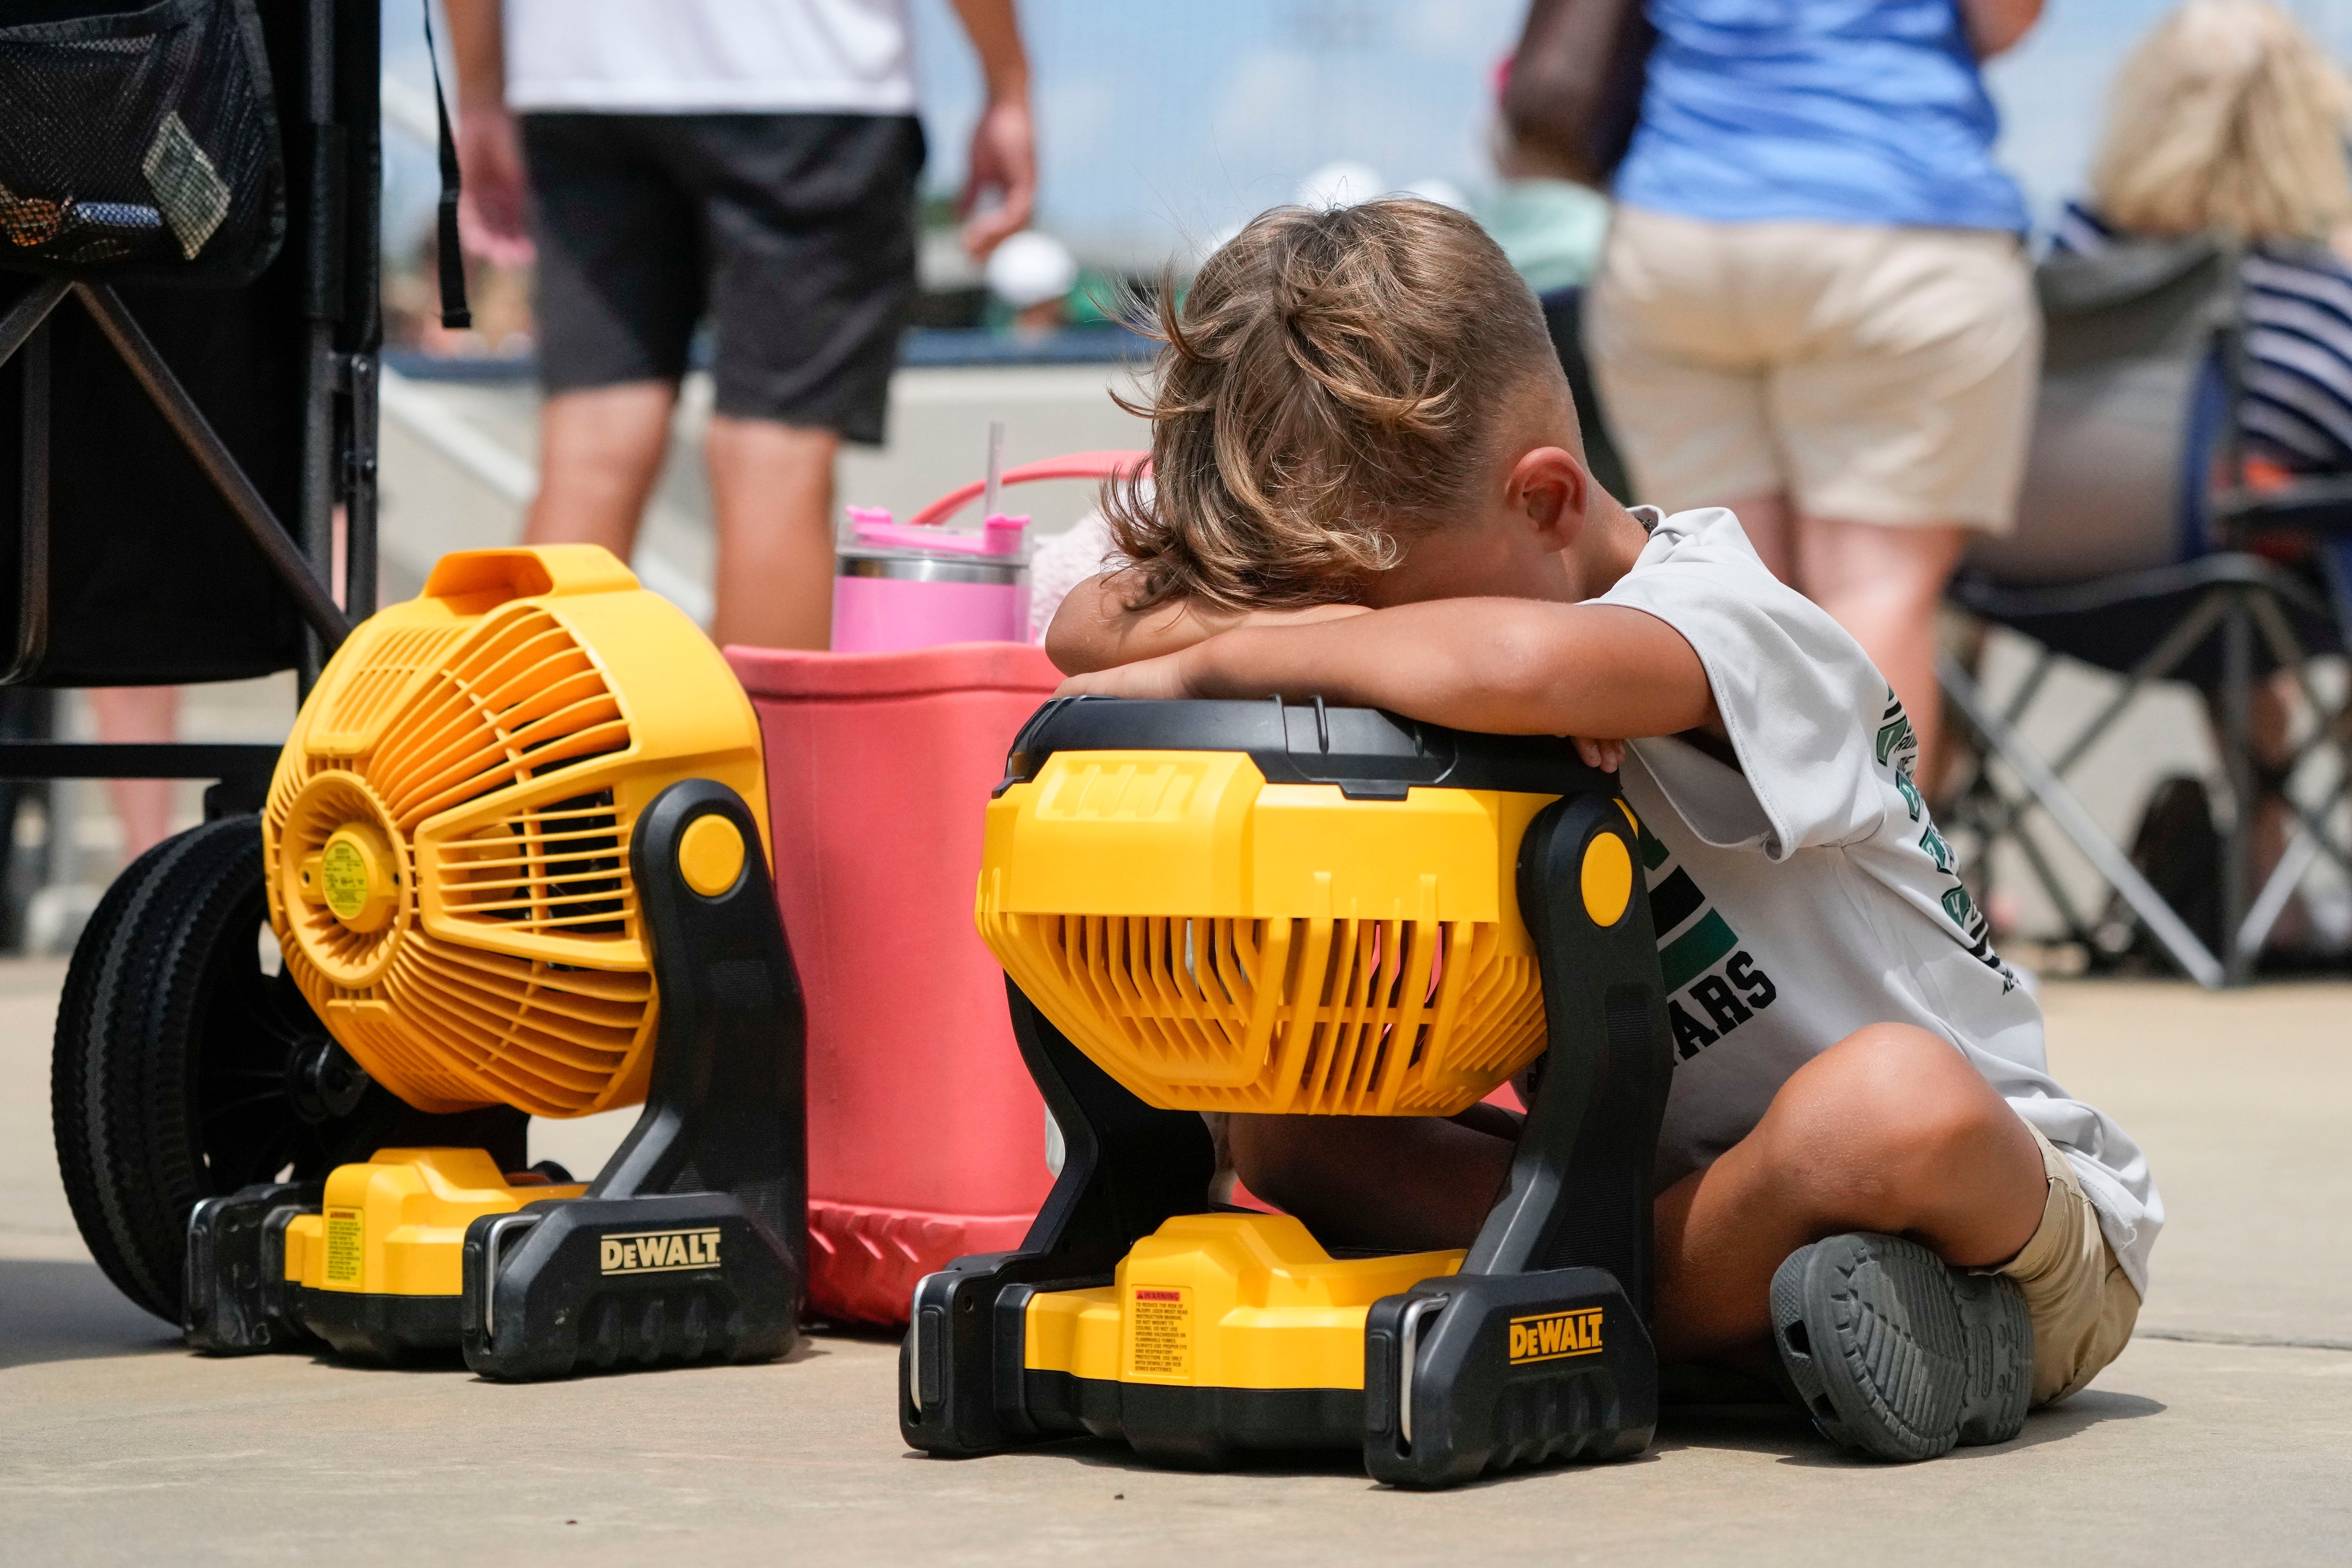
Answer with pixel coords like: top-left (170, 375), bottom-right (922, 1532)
top-left (2093, 0), bottom-right (2352, 243)
top-left (1104, 199), bottom-right (1560, 613)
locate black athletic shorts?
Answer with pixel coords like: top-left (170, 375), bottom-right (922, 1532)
top-left (521, 111), bottom-right (924, 444)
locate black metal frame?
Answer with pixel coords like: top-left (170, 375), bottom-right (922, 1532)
top-left (1944, 267), bottom-right (2352, 987)
top-left (1944, 559), bottom-right (2352, 986)
top-left (0, 0), bottom-right (378, 807)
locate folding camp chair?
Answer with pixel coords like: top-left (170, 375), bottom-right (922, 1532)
top-left (0, 0), bottom-right (385, 815)
top-left (1943, 236), bottom-right (2352, 987)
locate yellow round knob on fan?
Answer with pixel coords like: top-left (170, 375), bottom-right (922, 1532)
top-left (319, 822), bottom-right (399, 933)
top-left (1580, 831), bottom-right (1632, 928)
top-left (678, 813), bottom-right (746, 898)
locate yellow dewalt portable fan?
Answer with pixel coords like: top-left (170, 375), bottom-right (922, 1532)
top-left (901, 697), bottom-right (1671, 1486)
top-left (175, 546), bottom-right (806, 1378)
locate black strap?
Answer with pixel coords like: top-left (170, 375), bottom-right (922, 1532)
top-left (421, 0), bottom-right (473, 330)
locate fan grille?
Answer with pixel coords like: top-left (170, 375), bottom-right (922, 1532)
top-left (265, 572), bottom-right (750, 1118)
top-left (310, 623), bottom-right (469, 754)
top-left (980, 909), bottom-right (1545, 1115)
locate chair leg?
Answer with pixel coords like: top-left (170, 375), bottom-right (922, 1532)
top-left (2238, 829), bottom-right (2319, 956)
top-left (2219, 593), bottom-right (2257, 984)
top-left (2009, 817), bottom-right (2099, 947)
top-left (1939, 649), bottom-right (2227, 988)
top-left (2247, 593), bottom-right (2352, 883)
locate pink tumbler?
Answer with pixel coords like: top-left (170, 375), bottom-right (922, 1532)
top-left (829, 449), bottom-right (1149, 654)
top-left (831, 511), bottom-right (1032, 654)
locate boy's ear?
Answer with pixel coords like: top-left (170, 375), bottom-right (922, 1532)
top-left (1507, 445), bottom-right (1592, 548)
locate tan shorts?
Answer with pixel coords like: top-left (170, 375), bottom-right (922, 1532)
top-left (1586, 205), bottom-right (2040, 532)
top-left (1993, 1122), bottom-right (2142, 1406)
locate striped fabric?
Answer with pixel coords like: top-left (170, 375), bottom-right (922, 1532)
top-left (2053, 200), bottom-right (2352, 473)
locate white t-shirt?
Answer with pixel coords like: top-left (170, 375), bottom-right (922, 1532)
top-left (504, 0), bottom-right (916, 114)
top-left (1596, 507), bottom-right (2163, 1296)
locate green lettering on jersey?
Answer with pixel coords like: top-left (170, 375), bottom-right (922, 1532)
top-left (1920, 823), bottom-right (1954, 874)
top-left (1875, 715), bottom-right (1916, 767)
top-left (1637, 824), bottom-right (1670, 871)
top-left (1659, 909), bottom-right (1738, 993)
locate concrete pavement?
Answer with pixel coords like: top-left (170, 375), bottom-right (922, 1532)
top-left (4, 964), bottom-right (2348, 1565)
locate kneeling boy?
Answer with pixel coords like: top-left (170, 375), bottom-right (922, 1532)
top-left (1048, 198), bottom-right (2159, 1463)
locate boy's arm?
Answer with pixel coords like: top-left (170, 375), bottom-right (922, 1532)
top-left (1057, 597), bottom-right (1720, 743)
top-left (1045, 570), bottom-right (1372, 675)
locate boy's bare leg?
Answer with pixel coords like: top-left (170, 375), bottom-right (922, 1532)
top-left (524, 381), bottom-right (679, 558)
top-left (1227, 1111), bottom-right (1515, 1254)
top-left (705, 416), bottom-right (840, 652)
top-left (1650, 1022), bottom-right (2044, 1363)
top-left (1230, 1022), bottom-right (2045, 1364)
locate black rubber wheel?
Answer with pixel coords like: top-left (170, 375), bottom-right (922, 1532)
top-left (51, 815), bottom-right (525, 1324)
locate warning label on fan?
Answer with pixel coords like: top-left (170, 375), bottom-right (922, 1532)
top-left (1126, 1286), bottom-right (1191, 1380)
top-left (324, 1208), bottom-right (363, 1285)
top-left (321, 839), bottom-right (368, 920)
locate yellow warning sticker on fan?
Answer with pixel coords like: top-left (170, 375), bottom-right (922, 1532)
top-left (1126, 1286), bottom-right (1191, 1380)
top-left (324, 1207), bottom-right (364, 1285)
top-left (320, 839), bottom-right (369, 921)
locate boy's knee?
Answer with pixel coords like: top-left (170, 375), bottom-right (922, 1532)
top-left (1763, 1024), bottom-right (2022, 1202)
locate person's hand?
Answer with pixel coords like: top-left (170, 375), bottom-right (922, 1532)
top-left (456, 104), bottom-right (534, 268)
top-left (1573, 737), bottom-right (1624, 773)
top-left (960, 96), bottom-right (1037, 260)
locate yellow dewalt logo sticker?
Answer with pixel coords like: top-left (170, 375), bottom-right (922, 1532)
top-left (1126, 1285), bottom-right (1191, 1380)
top-left (1508, 1306), bottom-right (1604, 1364)
top-left (599, 1228), bottom-right (722, 1276)
top-left (323, 1207), bottom-right (363, 1285)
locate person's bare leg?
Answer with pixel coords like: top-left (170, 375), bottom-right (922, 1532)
top-left (2232, 673), bottom-right (2310, 948)
top-left (524, 382), bottom-right (679, 557)
top-left (1229, 1022), bottom-right (2045, 1365)
top-left (1793, 515), bottom-right (1967, 784)
top-left (1649, 1022), bottom-right (2045, 1363)
top-left (1720, 491), bottom-right (1796, 584)
top-left (88, 686), bottom-right (180, 864)
top-left (705, 416), bottom-right (840, 651)
top-left (1227, 1111), bottom-right (1515, 1254)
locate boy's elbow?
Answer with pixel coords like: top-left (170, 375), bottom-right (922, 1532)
top-left (1042, 617), bottom-right (1086, 676)
top-left (1043, 576), bottom-right (1113, 675)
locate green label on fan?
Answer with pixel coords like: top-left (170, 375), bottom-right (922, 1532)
top-left (321, 839), bottom-right (368, 920)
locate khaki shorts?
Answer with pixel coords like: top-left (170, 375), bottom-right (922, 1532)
top-left (1587, 205), bottom-right (2040, 532)
top-left (1994, 1122), bottom-right (2142, 1406)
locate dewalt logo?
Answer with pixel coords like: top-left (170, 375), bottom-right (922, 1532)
top-left (599, 1228), bottom-right (722, 1276)
top-left (1508, 1306), bottom-right (1604, 1364)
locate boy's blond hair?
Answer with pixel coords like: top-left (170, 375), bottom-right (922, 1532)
top-left (1105, 199), bottom-right (1561, 613)
top-left (2093, 0), bottom-right (2352, 243)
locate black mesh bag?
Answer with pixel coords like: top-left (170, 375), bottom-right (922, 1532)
top-left (0, 0), bottom-right (284, 287)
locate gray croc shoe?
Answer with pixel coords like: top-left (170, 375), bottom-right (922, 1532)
top-left (1771, 1232), bottom-right (2033, 1461)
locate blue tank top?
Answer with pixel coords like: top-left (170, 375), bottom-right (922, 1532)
top-left (1613, 0), bottom-right (2028, 233)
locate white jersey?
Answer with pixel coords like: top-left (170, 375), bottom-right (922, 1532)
top-left (505, 0), bottom-right (916, 115)
top-left (1596, 507), bottom-right (2162, 1295)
